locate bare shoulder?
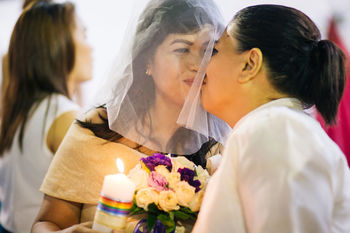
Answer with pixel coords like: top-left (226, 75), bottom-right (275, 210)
top-left (47, 110), bottom-right (77, 154)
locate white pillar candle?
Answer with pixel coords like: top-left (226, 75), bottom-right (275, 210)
top-left (101, 174), bottom-right (135, 201)
top-left (93, 159), bottom-right (136, 233)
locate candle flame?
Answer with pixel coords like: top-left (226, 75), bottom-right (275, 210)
top-left (116, 158), bottom-right (124, 173)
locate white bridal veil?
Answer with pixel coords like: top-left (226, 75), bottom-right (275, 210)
top-left (95, 0), bottom-right (231, 155)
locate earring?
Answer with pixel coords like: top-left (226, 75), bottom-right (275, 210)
top-left (146, 68), bottom-right (151, 76)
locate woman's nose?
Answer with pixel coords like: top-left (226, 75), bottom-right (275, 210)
top-left (187, 53), bottom-right (202, 72)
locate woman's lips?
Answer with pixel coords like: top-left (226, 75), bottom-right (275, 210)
top-left (184, 79), bottom-right (194, 86)
top-left (183, 75), bottom-right (208, 86)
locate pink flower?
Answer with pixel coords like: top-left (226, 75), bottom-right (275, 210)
top-left (148, 171), bottom-right (168, 191)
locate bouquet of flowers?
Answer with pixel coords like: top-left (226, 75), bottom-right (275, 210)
top-left (127, 153), bottom-right (210, 233)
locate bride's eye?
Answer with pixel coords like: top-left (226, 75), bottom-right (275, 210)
top-left (174, 48), bottom-right (189, 53)
top-left (201, 47), bottom-right (209, 55)
top-left (211, 48), bottom-right (218, 56)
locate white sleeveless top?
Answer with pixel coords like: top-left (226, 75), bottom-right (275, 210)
top-left (0, 94), bottom-right (79, 233)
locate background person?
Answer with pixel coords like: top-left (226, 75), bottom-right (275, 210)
top-left (0, 2), bottom-right (92, 232)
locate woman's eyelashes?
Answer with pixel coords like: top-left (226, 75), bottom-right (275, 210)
top-left (173, 43), bottom-right (212, 56)
top-left (211, 47), bottom-right (218, 56)
top-left (173, 48), bottom-right (190, 53)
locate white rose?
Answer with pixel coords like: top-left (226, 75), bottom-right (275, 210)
top-left (174, 181), bottom-right (195, 207)
top-left (174, 225), bottom-right (185, 233)
top-left (158, 190), bottom-right (179, 212)
top-left (128, 164), bottom-right (149, 190)
top-left (155, 165), bottom-right (181, 189)
top-left (155, 165), bottom-right (170, 178)
top-left (195, 165), bottom-right (210, 189)
top-left (188, 189), bottom-right (205, 212)
top-left (135, 188), bottom-right (159, 211)
top-left (167, 172), bottom-right (181, 189)
top-left (171, 156), bottom-right (195, 172)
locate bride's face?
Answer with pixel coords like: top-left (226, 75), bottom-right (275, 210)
top-left (201, 27), bottom-right (246, 116)
top-left (148, 26), bottom-right (212, 107)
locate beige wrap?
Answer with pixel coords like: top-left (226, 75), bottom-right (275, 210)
top-left (40, 112), bottom-right (222, 228)
top-left (40, 119), bottom-right (143, 223)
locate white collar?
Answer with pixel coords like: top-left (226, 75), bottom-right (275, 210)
top-left (233, 98), bottom-right (303, 131)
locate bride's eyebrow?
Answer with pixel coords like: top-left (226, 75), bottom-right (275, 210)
top-left (170, 39), bottom-right (193, 46)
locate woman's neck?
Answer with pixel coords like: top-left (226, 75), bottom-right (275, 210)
top-left (67, 79), bottom-right (77, 99)
top-left (224, 91), bottom-right (288, 128)
top-left (148, 93), bottom-right (182, 143)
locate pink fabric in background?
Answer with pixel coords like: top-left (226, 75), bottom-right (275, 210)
top-left (316, 18), bottom-right (350, 167)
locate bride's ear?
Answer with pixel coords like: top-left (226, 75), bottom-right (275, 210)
top-left (238, 48), bottom-right (263, 83)
top-left (146, 60), bottom-right (153, 76)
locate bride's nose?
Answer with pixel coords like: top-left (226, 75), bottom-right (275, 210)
top-left (186, 53), bottom-right (202, 72)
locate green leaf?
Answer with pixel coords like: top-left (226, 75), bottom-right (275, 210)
top-left (166, 225), bottom-right (176, 233)
top-left (181, 207), bottom-right (198, 216)
top-left (130, 204), bottom-right (146, 216)
top-left (173, 210), bottom-right (191, 220)
top-left (169, 212), bottom-right (174, 221)
top-left (157, 214), bottom-right (173, 227)
top-left (180, 206), bottom-right (197, 214)
top-left (158, 214), bottom-right (176, 233)
top-left (147, 203), bottom-right (161, 215)
top-left (172, 207), bottom-right (198, 220)
top-left (147, 214), bottom-right (157, 231)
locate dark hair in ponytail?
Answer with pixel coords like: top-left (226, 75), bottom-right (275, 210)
top-left (231, 4), bottom-right (346, 124)
top-left (310, 40), bottom-right (345, 123)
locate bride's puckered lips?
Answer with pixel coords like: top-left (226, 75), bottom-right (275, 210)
top-left (183, 78), bottom-right (195, 86)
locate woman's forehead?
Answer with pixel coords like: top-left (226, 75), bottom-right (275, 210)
top-left (227, 21), bottom-right (236, 34)
top-left (216, 28), bottom-right (236, 52)
top-left (162, 26), bottom-right (214, 46)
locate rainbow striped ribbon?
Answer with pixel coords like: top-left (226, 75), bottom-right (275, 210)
top-left (97, 193), bottom-right (133, 217)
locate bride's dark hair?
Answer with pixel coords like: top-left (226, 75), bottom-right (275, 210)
top-left (78, 0), bottom-right (222, 166)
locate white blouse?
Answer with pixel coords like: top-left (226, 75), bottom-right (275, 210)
top-left (192, 98), bottom-right (350, 233)
top-left (0, 94), bottom-right (79, 233)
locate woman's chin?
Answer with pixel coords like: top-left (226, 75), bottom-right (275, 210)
top-left (201, 93), bottom-right (212, 113)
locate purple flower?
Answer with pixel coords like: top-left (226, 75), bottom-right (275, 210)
top-left (178, 167), bottom-right (195, 182)
top-left (190, 179), bottom-right (201, 192)
top-left (148, 171), bottom-right (168, 191)
top-left (141, 153), bottom-right (172, 172)
top-left (178, 168), bottom-right (201, 192)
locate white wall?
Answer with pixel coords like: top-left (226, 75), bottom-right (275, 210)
top-left (215, 0), bottom-right (333, 37)
top-left (0, 0), bottom-right (349, 109)
top-left (69, 0), bottom-right (135, 108)
top-left (0, 0), bottom-right (22, 78)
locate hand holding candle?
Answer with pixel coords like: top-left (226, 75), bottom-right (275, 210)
top-left (93, 159), bottom-right (136, 233)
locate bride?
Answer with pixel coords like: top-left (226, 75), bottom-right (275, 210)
top-left (31, 0), bottom-right (229, 232)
